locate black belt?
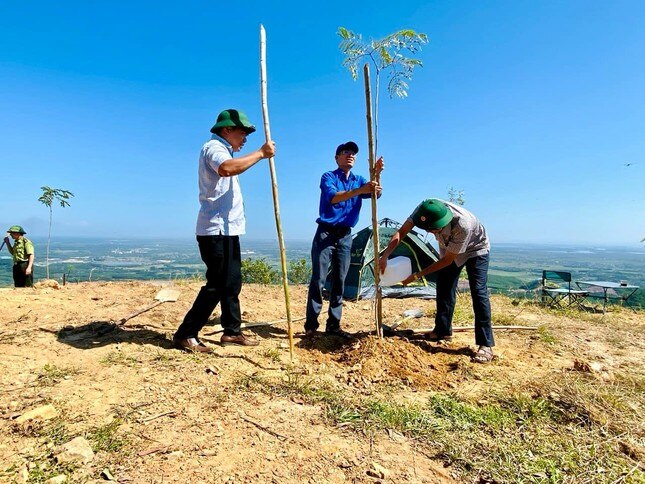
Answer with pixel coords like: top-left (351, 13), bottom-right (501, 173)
top-left (318, 223), bottom-right (351, 237)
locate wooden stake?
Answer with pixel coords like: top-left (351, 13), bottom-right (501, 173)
top-left (363, 63), bottom-right (382, 337)
top-left (388, 325), bottom-right (539, 335)
top-left (260, 25), bottom-right (294, 360)
top-left (206, 316), bottom-right (305, 335)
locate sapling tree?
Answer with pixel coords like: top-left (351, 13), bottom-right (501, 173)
top-left (339, 27), bottom-right (428, 332)
top-left (339, 28), bottom-right (428, 153)
top-left (38, 186), bottom-right (74, 279)
top-left (448, 187), bottom-right (466, 206)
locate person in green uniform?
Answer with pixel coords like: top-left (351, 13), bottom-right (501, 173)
top-left (3, 225), bottom-right (35, 287)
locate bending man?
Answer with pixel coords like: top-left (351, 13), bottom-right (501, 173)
top-left (379, 199), bottom-right (494, 363)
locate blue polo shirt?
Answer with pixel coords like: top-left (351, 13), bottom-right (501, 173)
top-left (316, 168), bottom-right (369, 228)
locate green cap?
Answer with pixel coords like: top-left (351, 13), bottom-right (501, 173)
top-left (411, 199), bottom-right (453, 231)
top-left (7, 225), bottom-right (26, 234)
top-left (210, 109), bottom-right (256, 134)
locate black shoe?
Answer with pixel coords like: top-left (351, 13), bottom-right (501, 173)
top-left (303, 329), bottom-right (318, 338)
top-left (325, 328), bottom-right (353, 340)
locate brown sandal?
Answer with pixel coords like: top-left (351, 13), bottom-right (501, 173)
top-left (472, 346), bottom-right (494, 363)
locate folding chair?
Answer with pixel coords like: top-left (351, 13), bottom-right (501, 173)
top-left (541, 270), bottom-right (589, 309)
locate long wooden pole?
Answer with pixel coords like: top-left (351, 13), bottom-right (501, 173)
top-left (260, 24), bottom-right (294, 359)
top-left (363, 63), bottom-right (382, 337)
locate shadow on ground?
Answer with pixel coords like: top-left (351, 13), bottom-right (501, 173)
top-left (43, 321), bottom-right (172, 350)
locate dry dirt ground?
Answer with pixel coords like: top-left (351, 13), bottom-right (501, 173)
top-left (0, 281), bottom-right (643, 483)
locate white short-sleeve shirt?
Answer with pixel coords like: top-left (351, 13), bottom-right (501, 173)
top-left (195, 134), bottom-right (246, 236)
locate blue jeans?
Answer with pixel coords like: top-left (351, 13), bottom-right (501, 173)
top-left (434, 253), bottom-right (494, 347)
top-left (305, 225), bottom-right (352, 332)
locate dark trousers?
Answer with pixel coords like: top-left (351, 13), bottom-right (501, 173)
top-left (174, 235), bottom-right (242, 339)
top-left (305, 225), bottom-right (352, 332)
top-left (13, 262), bottom-right (33, 288)
top-left (434, 253), bottom-right (494, 347)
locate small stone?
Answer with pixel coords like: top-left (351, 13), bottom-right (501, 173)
top-left (46, 475), bottom-right (67, 484)
top-left (101, 469), bottom-right (116, 481)
top-left (367, 462), bottom-right (390, 479)
top-left (386, 428), bottom-right (406, 443)
top-left (589, 362), bottom-right (603, 372)
top-left (166, 451), bottom-right (184, 459)
top-left (16, 404), bottom-right (58, 424)
top-left (55, 437), bottom-right (94, 465)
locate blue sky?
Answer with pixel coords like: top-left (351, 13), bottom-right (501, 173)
top-left (1, 0), bottom-right (643, 246)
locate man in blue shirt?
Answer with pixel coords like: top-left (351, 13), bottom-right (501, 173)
top-left (304, 141), bottom-right (383, 339)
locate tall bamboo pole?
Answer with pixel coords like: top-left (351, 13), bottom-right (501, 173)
top-left (363, 63), bottom-right (382, 337)
top-left (260, 24), bottom-right (294, 359)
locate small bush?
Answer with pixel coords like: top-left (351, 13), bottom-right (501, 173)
top-left (241, 258), bottom-right (280, 284)
top-left (288, 258), bottom-right (311, 284)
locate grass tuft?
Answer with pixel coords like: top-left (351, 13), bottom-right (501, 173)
top-left (537, 325), bottom-right (558, 344)
top-left (87, 417), bottom-right (128, 453)
top-left (36, 364), bottom-right (80, 386)
top-left (263, 347), bottom-right (281, 363)
top-left (100, 351), bottom-right (139, 367)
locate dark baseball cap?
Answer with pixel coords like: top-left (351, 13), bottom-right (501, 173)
top-left (335, 141), bottom-right (359, 156)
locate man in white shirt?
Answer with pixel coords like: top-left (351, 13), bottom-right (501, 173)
top-left (174, 109), bottom-right (276, 352)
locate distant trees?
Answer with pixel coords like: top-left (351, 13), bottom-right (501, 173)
top-left (38, 186), bottom-right (74, 279)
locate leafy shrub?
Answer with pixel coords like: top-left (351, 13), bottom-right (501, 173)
top-left (288, 258), bottom-right (311, 284)
top-left (241, 258), bottom-right (280, 284)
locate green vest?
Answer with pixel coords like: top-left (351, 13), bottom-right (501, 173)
top-left (11, 237), bottom-right (34, 263)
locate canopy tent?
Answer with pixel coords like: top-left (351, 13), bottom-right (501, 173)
top-left (327, 218), bottom-right (441, 300)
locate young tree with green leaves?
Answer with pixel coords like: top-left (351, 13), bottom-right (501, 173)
top-left (339, 28), bottom-right (428, 153)
top-left (338, 27), bottom-right (428, 333)
top-left (448, 187), bottom-right (466, 206)
top-left (38, 186), bottom-right (74, 279)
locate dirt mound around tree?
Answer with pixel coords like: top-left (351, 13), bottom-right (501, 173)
top-left (337, 335), bottom-right (460, 390)
top-left (33, 279), bottom-right (60, 289)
